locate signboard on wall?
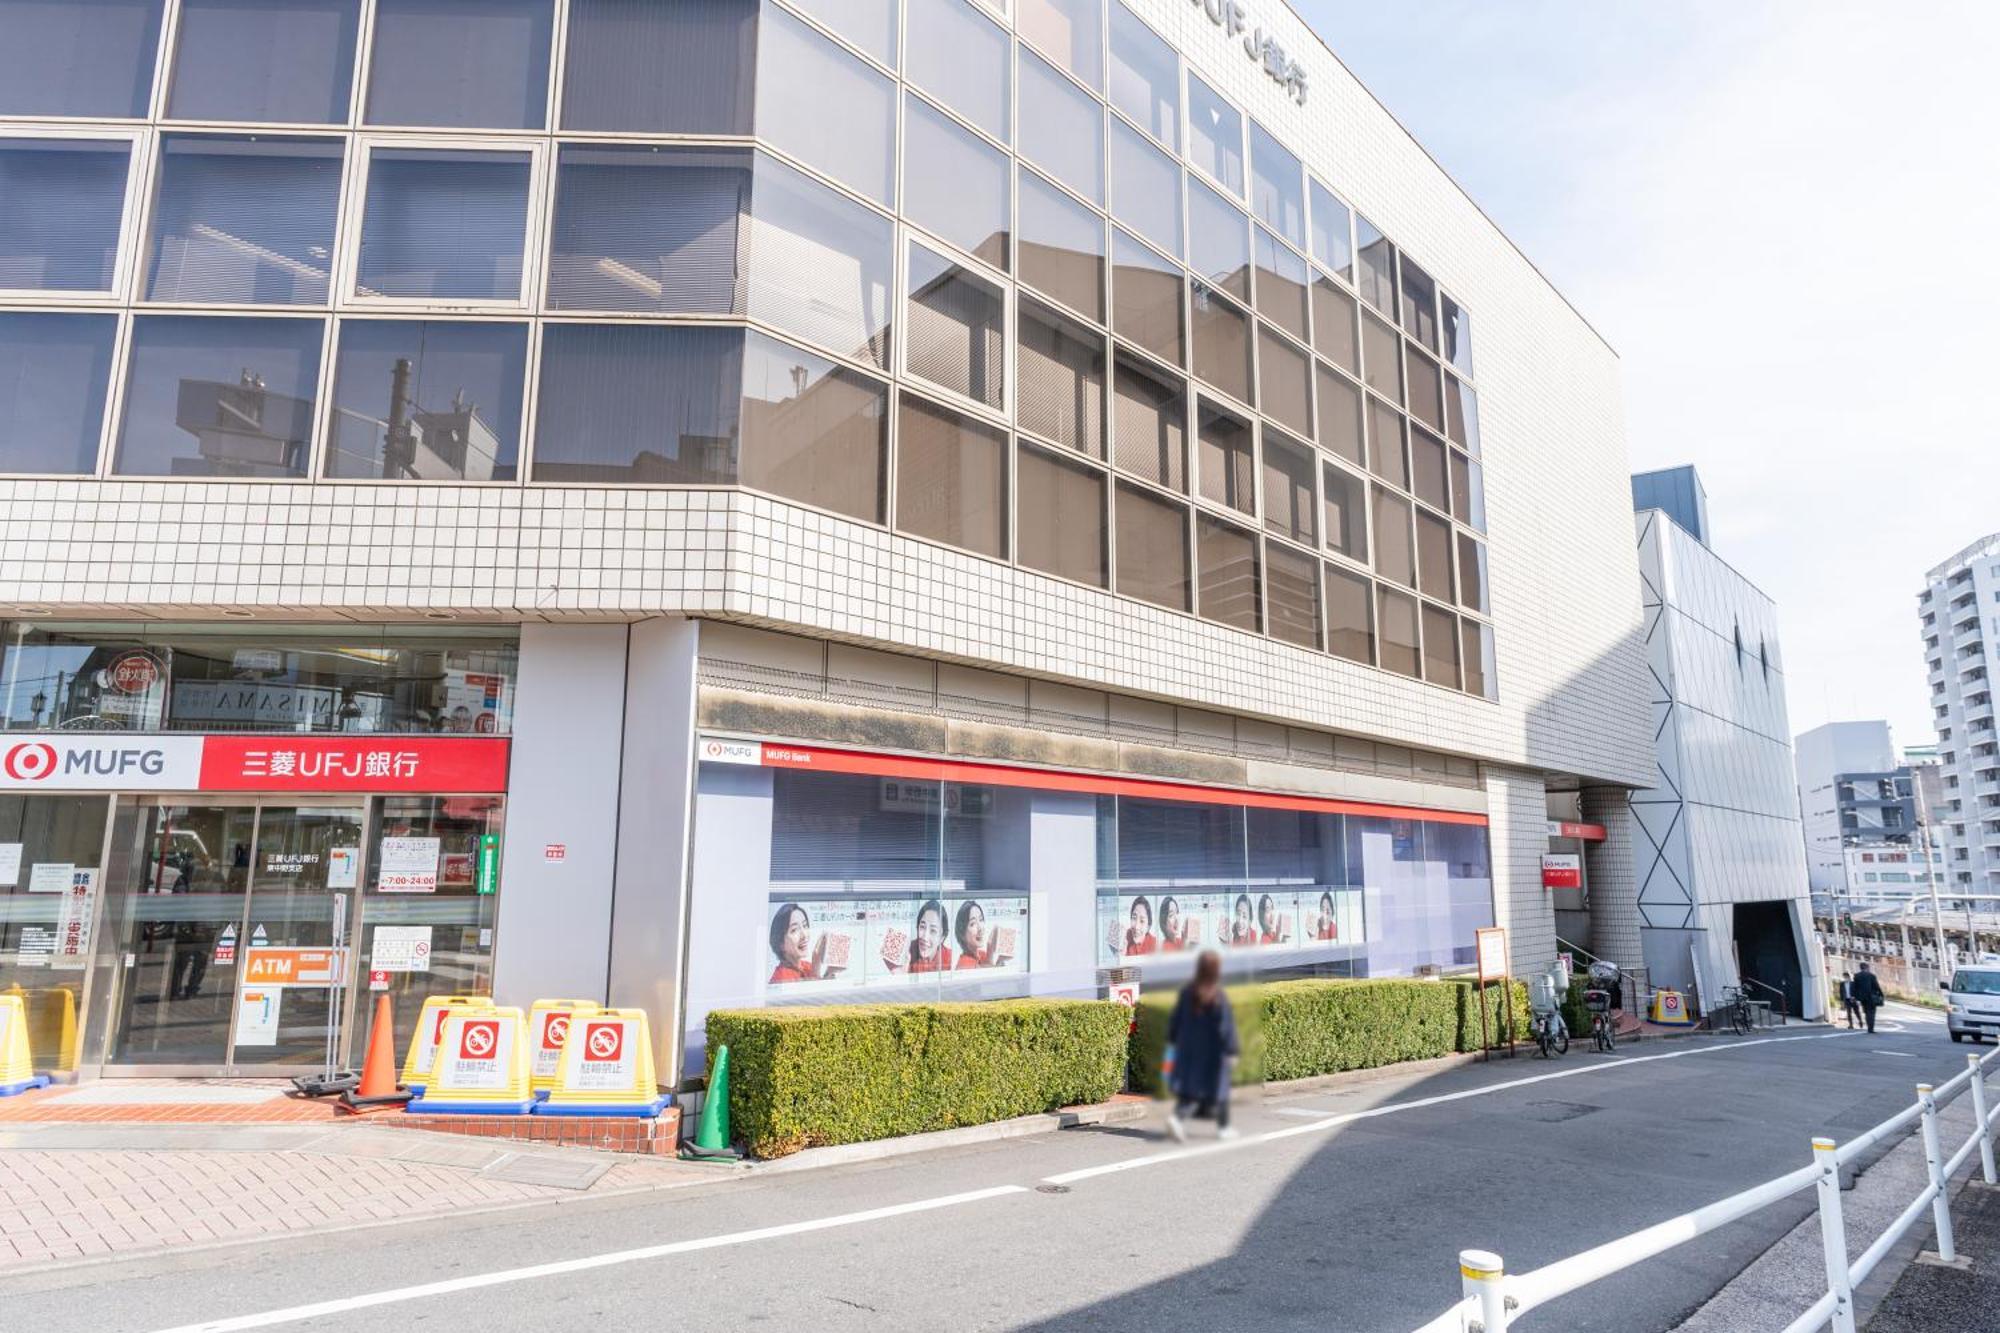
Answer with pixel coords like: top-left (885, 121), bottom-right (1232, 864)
top-left (0, 735), bottom-right (508, 793)
top-left (1541, 854), bottom-right (1582, 890)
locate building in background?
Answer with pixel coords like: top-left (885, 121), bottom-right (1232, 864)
top-left (0, 0), bottom-right (1655, 1085)
top-left (1630, 466), bottom-right (1710, 548)
top-left (1918, 534), bottom-right (2000, 902)
top-left (1794, 720), bottom-right (1916, 908)
top-left (1628, 468), bottom-right (1818, 1017)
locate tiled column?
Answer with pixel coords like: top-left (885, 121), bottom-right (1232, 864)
top-left (1485, 764), bottom-right (1555, 977)
top-left (1583, 785), bottom-right (1643, 969)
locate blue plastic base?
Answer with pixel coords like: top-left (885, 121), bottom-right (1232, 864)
top-left (406, 1083), bottom-right (425, 1097)
top-left (532, 1096), bottom-right (669, 1118)
top-left (0, 1075), bottom-right (50, 1097)
top-left (405, 1097), bottom-right (535, 1116)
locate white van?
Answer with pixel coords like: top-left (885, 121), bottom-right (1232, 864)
top-left (1944, 966), bottom-right (2000, 1042)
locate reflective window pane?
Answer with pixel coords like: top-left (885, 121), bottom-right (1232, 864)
top-left (1195, 398), bottom-right (1252, 516)
top-left (1196, 514), bottom-right (1259, 632)
top-left (1421, 602), bottom-right (1460, 688)
top-left (1377, 586), bottom-right (1419, 677)
top-left (785, 0), bottom-right (897, 67)
top-left (327, 319), bottom-right (524, 480)
top-left (1190, 284), bottom-right (1250, 406)
top-left (0, 140), bottom-right (130, 293)
top-left (1443, 292), bottom-right (1474, 377)
top-left (115, 316), bottom-right (322, 477)
top-left (1187, 74), bottom-right (1242, 195)
top-left (907, 242), bottom-right (1005, 410)
top-left (1311, 271), bottom-right (1359, 374)
top-left (1416, 507), bottom-right (1453, 602)
top-left (1188, 180), bottom-right (1250, 303)
top-left (1450, 449), bottom-right (1484, 530)
top-left (0, 313), bottom-right (115, 474)
top-left (1446, 375), bottom-right (1481, 455)
top-left (1018, 296), bottom-right (1104, 457)
top-left (1400, 254), bottom-right (1438, 351)
top-left (561, 0), bottom-right (754, 133)
top-left (1261, 428), bottom-right (1314, 545)
top-left (905, 95), bottom-right (1010, 268)
top-left (1248, 122), bottom-right (1304, 250)
top-left (1461, 617), bottom-right (1495, 698)
top-left (547, 145), bottom-right (749, 314)
top-left (1322, 461), bottom-right (1365, 562)
top-left (1258, 327), bottom-right (1311, 438)
top-left (1112, 352), bottom-right (1183, 491)
top-left (1018, 442), bottom-right (1106, 586)
top-left (0, 0), bottom-right (162, 119)
top-left (744, 153), bottom-right (895, 369)
top-left (1109, 1), bottom-right (1177, 149)
top-left (1457, 532), bottom-right (1488, 614)
top-left (1018, 0), bottom-right (1102, 90)
top-left (1266, 542), bottom-right (1320, 650)
top-left (1326, 564), bottom-right (1373, 665)
top-left (1109, 120), bottom-right (1182, 257)
top-left (1112, 230), bottom-right (1183, 366)
top-left (897, 393), bottom-right (1007, 558)
top-left (1410, 427), bottom-right (1448, 512)
top-left (147, 136), bottom-right (342, 305)
top-left (758, 4), bottom-right (895, 203)
top-left (531, 323), bottom-right (737, 484)
top-left (1355, 213), bottom-right (1396, 316)
top-left (1116, 481), bottom-right (1188, 611)
top-left (1372, 485), bottom-right (1414, 588)
top-left (906, 0), bottom-right (1009, 140)
top-left (1360, 310), bottom-right (1402, 404)
top-left (1309, 178), bottom-right (1351, 281)
top-left (355, 149), bottom-right (529, 301)
top-left (365, 0), bottom-right (553, 130)
top-left (167, 0), bottom-right (359, 125)
top-left (1406, 346), bottom-right (1444, 433)
top-left (1019, 169), bottom-right (1104, 321)
top-left (1316, 363), bottom-right (1362, 467)
top-left (1368, 397), bottom-right (1407, 490)
top-left (739, 329), bottom-right (886, 521)
top-left (1019, 48), bottom-right (1104, 205)
top-left (1254, 228), bottom-right (1309, 342)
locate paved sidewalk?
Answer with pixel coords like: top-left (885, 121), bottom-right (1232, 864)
top-left (1866, 1180), bottom-right (2000, 1331)
top-left (0, 1120), bottom-right (721, 1271)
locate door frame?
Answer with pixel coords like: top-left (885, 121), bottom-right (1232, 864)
top-left (94, 794), bottom-right (375, 1078)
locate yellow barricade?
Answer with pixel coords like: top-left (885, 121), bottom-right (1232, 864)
top-left (400, 994), bottom-right (493, 1093)
top-left (535, 1007), bottom-right (668, 1118)
top-left (527, 998), bottom-right (600, 1096)
top-left (1651, 988), bottom-right (1693, 1026)
top-left (0, 995), bottom-right (48, 1096)
top-left (406, 1006), bottom-right (535, 1115)
top-left (4, 986), bottom-right (78, 1074)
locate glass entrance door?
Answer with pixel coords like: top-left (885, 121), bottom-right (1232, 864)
top-left (103, 800), bottom-right (364, 1072)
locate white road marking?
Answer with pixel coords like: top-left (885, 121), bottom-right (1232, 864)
top-left (1042, 1031), bottom-right (1860, 1186)
top-left (146, 1185), bottom-right (1028, 1333)
top-left (1872, 1049), bottom-right (1918, 1058)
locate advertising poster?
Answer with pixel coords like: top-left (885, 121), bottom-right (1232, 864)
top-left (52, 868), bottom-right (97, 971)
top-left (442, 670), bottom-right (508, 734)
top-left (1097, 887), bottom-right (1364, 967)
top-left (377, 836), bottom-right (440, 892)
top-left (764, 895), bottom-right (1029, 993)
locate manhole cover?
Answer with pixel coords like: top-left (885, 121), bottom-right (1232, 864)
top-left (1036, 1184), bottom-right (1072, 1194)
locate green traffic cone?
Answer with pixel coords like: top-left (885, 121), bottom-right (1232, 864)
top-left (686, 1044), bottom-right (739, 1159)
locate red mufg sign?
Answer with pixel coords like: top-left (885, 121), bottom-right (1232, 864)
top-left (199, 736), bottom-right (510, 793)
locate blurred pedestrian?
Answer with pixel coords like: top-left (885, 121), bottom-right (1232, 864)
top-left (1851, 963), bottom-right (1885, 1034)
top-left (1166, 950), bottom-right (1240, 1143)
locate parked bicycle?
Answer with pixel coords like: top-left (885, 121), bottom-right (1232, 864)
top-left (1528, 966), bottom-right (1569, 1058)
top-left (1713, 985), bottom-right (1755, 1036)
top-left (1584, 987), bottom-right (1617, 1053)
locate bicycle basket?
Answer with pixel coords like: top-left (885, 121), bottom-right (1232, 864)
top-left (1583, 989), bottom-right (1612, 1012)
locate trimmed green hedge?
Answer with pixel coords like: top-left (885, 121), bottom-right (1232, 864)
top-left (1130, 976), bottom-right (1530, 1095)
top-left (706, 999), bottom-right (1129, 1159)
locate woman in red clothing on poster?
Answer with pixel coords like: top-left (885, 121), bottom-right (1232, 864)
top-left (907, 898), bottom-right (955, 973)
top-left (954, 900), bottom-right (995, 969)
top-left (1159, 895), bottom-right (1191, 953)
top-left (768, 903), bottom-right (820, 984)
top-left (1257, 893), bottom-right (1287, 946)
top-left (1124, 895), bottom-right (1160, 956)
top-left (1311, 890), bottom-right (1339, 941)
top-left (1227, 893), bottom-right (1257, 947)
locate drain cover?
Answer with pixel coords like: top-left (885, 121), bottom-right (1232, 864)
top-left (1036, 1184), bottom-right (1071, 1194)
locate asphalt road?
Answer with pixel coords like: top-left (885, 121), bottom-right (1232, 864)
top-left (0, 1004), bottom-right (1969, 1333)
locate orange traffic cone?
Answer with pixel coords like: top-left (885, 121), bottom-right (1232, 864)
top-left (338, 994), bottom-right (413, 1113)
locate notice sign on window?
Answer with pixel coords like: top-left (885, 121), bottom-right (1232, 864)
top-left (377, 837), bottom-right (440, 893)
top-left (372, 925), bottom-right (432, 973)
top-left (0, 843), bottom-right (21, 887)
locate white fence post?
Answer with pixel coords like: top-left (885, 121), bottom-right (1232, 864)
top-left (1970, 1054), bottom-right (1998, 1186)
top-left (1812, 1137), bottom-right (1857, 1333)
top-left (1458, 1249), bottom-right (1507, 1332)
top-left (1918, 1084), bottom-right (1957, 1262)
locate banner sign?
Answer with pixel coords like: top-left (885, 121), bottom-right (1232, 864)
top-left (0, 734), bottom-right (507, 793)
top-left (1541, 854), bottom-right (1583, 890)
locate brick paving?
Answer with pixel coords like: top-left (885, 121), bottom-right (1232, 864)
top-left (0, 1081), bottom-right (342, 1125)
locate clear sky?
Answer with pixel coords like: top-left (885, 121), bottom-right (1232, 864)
top-left (1293, 0), bottom-right (2000, 751)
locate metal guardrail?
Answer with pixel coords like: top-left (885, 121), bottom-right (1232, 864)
top-left (1413, 1044), bottom-right (2000, 1332)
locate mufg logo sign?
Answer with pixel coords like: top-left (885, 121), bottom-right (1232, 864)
top-left (1190, 0), bottom-right (1310, 106)
top-left (0, 737), bottom-right (205, 789)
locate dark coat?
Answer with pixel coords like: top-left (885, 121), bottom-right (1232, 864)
top-left (1851, 972), bottom-right (1885, 1008)
top-left (1168, 985), bottom-right (1240, 1102)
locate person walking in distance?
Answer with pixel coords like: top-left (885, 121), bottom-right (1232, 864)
top-left (1851, 963), bottom-right (1886, 1034)
top-left (1838, 973), bottom-right (1860, 1029)
top-left (1165, 950), bottom-right (1240, 1143)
